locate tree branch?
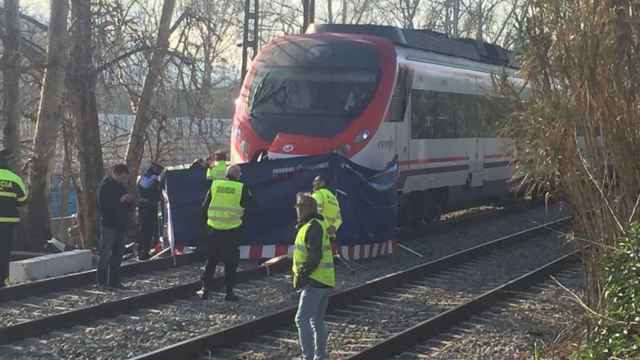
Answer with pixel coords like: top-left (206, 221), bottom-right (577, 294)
top-left (96, 45), bottom-right (151, 73)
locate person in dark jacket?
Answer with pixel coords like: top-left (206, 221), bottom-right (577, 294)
top-left (198, 165), bottom-right (254, 301)
top-left (97, 164), bottom-right (134, 289)
top-left (136, 162), bottom-right (163, 260)
top-left (292, 193), bottom-right (335, 360)
top-left (0, 150), bottom-right (28, 288)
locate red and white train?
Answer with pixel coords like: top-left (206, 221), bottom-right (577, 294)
top-left (231, 24), bottom-right (521, 224)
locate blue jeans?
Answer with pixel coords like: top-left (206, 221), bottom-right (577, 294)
top-left (295, 286), bottom-right (331, 360)
top-left (96, 225), bottom-right (124, 286)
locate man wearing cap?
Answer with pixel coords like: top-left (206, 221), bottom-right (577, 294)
top-left (198, 164), bottom-right (253, 301)
top-left (206, 151), bottom-right (228, 181)
top-left (293, 192), bottom-right (335, 360)
top-left (0, 150), bottom-right (28, 288)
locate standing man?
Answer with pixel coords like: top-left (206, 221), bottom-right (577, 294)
top-left (198, 165), bottom-right (251, 301)
top-left (137, 162), bottom-right (163, 260)
top-left (97, 164), bottom-right (133, 289)
top-left (311, 176), bottom-right (342, 242)
top-left (293, 193), bottom-right (335, 360)
top-left (0, 150), bottom-right (27, 288)
top-left (206, 150), bottom-right (228, 181)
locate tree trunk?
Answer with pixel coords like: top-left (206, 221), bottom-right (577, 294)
top-left (60, 119), bottom-right (73, 219)
top-left (342, 0), bottom-right (347, 23)
top-left (475, 1), bottom-right (483, 41)
top-left (25, 0), bottom-right (70, 251)
top-left (327, 0), bottom-right (333, 23)
top-left (67, 0), bottom-right (104, 248)
top-left (453, 0), bottom-right (460, 38)
top-left (124, 0), bottom-right (176, 179)
top-left (2, 0), bottom-right (21, 168)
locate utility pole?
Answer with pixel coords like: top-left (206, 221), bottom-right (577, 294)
top-left (241, 0), bottom-right (259, 83)
top-left (302, 0), bottom-right (315, 34)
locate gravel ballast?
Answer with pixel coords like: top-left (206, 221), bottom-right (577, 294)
top-left (208, 229), bottom-right (575, 359)
top-left (394, 266), bottom-right (585, 360)
top-left (0, 204), bottom-right (572, 360)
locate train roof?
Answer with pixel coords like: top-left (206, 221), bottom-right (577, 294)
top-left (306, 24), bottom-right (519, 69)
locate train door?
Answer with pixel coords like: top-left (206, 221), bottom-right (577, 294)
top-left (389, 66), bottom-right (412, 168)
top-left (468, 75), bottom-right (485, 187)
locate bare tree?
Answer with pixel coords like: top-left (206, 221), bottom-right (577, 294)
top-left (2, 0), bottom-right (21, 167)
top-left (66, 0), bottom-right (104, 248)
top-left (124, 0), bottom-right (176, 179)
top-left (386, 0), bottom-right (422, 28)
top-left (26, 0), bottom-right (70, 250)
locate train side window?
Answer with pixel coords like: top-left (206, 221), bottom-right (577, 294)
top-left (411, 90), bottom-right (432, 138)
top-left (411, 90), bottom-right (458, 139)
top-left (478, 96), bottom-right (512, 137)
top-left (412, 90), bottom-right (515, 139)
top-left (457, 93), bottom-right (481, 137)
top-left (386, 67), bottom-right (410, 122)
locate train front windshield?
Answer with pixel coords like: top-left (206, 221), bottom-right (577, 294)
top-left (249, 67), bottom-right (378, 139)
top-left (245, 38), bottom-right (382, 140)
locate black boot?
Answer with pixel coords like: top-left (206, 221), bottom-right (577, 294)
top-left (224, 286), bottom-right (238, 302)
top-left (197, 287), bottom-right (209, 299)
top-left (197, 279), bottom-right (210, 299)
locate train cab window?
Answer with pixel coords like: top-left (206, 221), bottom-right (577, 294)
top-left (247, 66), bottom-right (379, 139)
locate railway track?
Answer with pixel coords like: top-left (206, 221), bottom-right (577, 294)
top-left (0, 260), bottom-right (290, 345)
top-left (388, 265), bottom-right (584, 359)
top-left (0, 207), bottom-right (568, 359)
top-left (128, 217), bottom-right (571, 360)
top-left (347, 255), bottom-right (580, 359)
top-left (0, 200), bottom-right (530, 305)
top-left (0, 252), bottom-right (200, 303)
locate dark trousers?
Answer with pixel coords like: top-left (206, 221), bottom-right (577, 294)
top-left (137, 206), bottom-right (158, 259)
top-left (97, 225), bottom-right (124, 286)
top-left (0, 223), bottom-right (16, 287)
top-left (201, 227), bottom-right (240, 292)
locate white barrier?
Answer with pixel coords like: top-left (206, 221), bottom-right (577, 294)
top-left (9, 250), bottom-right (93, 284)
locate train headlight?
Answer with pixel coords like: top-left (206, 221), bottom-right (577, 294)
top-left (354, 130), bottom-right (370, 144)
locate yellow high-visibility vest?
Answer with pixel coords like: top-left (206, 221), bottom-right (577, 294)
top-left (206, 162), bottom-right (227, 181)
top-left (312, 188), bottom-right (342, 233)
top-left (0, 169), bottom-right (28, 223)
top-left (292, 218), bottom-right (335, 287)
top-left (207, 179), bottom-right (244, 230)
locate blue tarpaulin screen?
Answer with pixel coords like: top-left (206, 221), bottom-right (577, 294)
top-left (163, 154), bottom-right (398, 255)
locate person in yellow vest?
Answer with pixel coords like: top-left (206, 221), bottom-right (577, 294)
top-left (198, 164), bottom-right (252, 301)
top-left (206, 150), bottom-right (228, 181)
top-left (293, 193), bottom-right (335, 360)
top-left (0, 149), bottom-right (28, 288)
top-left (311, 176), bottom-right (342, 242)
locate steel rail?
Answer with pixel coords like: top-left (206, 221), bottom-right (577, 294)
top-left (0, 253), bottom-right (199, 303)
top-left (346, 251), bottom-right (580, 359)
top-left (0, 258), bottom-right (291, 345)
top-left (0, 208), bottom-right (542, 344)
top-left (130, 217), bottom-right (570, 360)
top-left (0, 200), bottom-right (542, 303)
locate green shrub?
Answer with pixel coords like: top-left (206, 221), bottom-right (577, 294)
top-left (574, 224), bottom-right (640, 359)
